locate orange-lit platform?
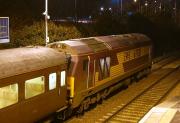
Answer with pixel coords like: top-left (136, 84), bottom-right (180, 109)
top-left (139, 83), bottom-right (180, 123)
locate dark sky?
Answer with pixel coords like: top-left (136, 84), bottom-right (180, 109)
top-left (49, 0), bottom-right (100, 18)
top-left (0, 0), bottom-right (102, 19)
top-left (0, 0), bottom-right (179, 19)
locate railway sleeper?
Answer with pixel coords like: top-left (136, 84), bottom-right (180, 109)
top-left (124, 107), bottom-right (149, 112)
top-left (115, 114), bottom-right (141, 119)
top-left (112, 117), bottom-right (138, 123)
top-left (127, 104), bottom-right (152, 108)
top-left (119, 110), bottom-right (146, 115)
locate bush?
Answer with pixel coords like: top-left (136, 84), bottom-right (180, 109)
top-left (10, 21), bottom-right (83, 47)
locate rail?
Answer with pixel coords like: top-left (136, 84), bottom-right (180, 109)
top-left (105, 67), bottom-right (179, 122)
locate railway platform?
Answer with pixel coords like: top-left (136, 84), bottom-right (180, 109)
top-left (139, 83), bottom-right (180, 123)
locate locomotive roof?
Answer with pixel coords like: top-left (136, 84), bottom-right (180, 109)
top-left (48, 33), bottom-right (151, 55)
top-left (0, 47), bottom-right (66, 79)
top-left (96, 33), bottom-right (151, 49)
top-left (48, 38), bottom-right (109, 55)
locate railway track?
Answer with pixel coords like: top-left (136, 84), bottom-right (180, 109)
top-left (151, 56), bottom-right (178, 71)
top-left (105, 67), bottom-right (180, 123)
top-left (42, 55), bottom-right (179, 123)
top-left (66, 58), bottom-right (180, 123)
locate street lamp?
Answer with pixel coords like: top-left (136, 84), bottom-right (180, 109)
top-left (159, 1), bottom-right (162, 12)
top-left (154, 1), bottom-right (157, 14)
top-left (75, 0), bottom-right (77, 22)
top-left (109, 7), bottom-right (112, 11)
top-left (43, 0), bottom-right (50, 46)
top-left (174, 0), bottom-right (177, 22)
top-left (134, 0), bottom-right (140, 13)
top-left (100, 7), bottom-right (104, 11)
top-left (145, 1), bottom-right (148, 15)
top-left (120, 0), bottom-right (123, 16)
top-left (145, 2), bottom-right (148, 7)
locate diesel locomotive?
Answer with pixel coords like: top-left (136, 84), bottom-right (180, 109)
top-left (0, 33), bottom-right (152, 122)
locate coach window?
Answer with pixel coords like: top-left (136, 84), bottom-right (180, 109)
top-left (0, 83), bottom-right (18, 109)
top-left (25, 76), bottom-right (45, 99)
top-left (61, 71), bottom-right (66, 86)
top-left (49, 73), bottom-right (57, 90)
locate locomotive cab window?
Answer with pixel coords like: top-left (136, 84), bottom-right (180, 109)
top-left (25, 76), bottom-right (45, 99)
top-left (83, 60), bottom-right (89, 72)
top-left (99, 57), bottom-right (111, 80)
top-left (100, 58), bottom-right (105, 73)
top-left (105, 57), bottom-right (110, 77)
top-left (0, 83), bottom-right (18, 109)
top-left (49, 73), bottom-right (57, 90)
top-left (61, 71), bottom-right (66, 86)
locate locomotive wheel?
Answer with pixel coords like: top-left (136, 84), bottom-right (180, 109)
top-left (77, 104), bottom-right (84, 115)
top-left (96, 93), bottom-right (101, 103)
top-left (102, 89), bottom-right (109, 99)
top-left (56, 108), bottom-right (72, 120)
top-left (97, 98), bottom-right (103, 104)
top-left (56, 111), bottom-right (66, 121)
top-left (83, 98), bottom-right (90, 111)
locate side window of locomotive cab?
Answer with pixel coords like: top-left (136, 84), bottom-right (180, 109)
top-left (49, 73), bottom-right (57, 90)
top-left (61, 71), bottom-right (66, 86)
top-left (100, 58), bottom-right (105, 73)
top-left (83, 60), bottom-right (89, 72)
top-left (104, 57), bottom-right (110, 77)
top-left (25, 76), bottom-right (45, 99)
top-left (99, 58), bottom-right (105, 80)
top-left (0, 83), bottom-right (18, 109)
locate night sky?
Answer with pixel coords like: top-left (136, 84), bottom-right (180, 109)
top-left (0, 0), bottom-right (102, 19)
top-left (0, 0), bottom-right (179, 19)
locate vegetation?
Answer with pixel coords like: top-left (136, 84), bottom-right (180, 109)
top-left (9, 21), bottom-right (82, 47)
top-left (127, 13), bottom-right (180, 56)
top-left (1, 10), bottom-right (179, 57)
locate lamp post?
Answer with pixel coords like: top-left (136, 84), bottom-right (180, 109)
top-left (159, 1), bottom-right (162, 12)
top-left (43, 0), bottom-right (50, 46)
top-left (174, 0), bottom-right (177, 23)
top-left (145, 1), bottom-right (148, 15)
top-left (154, 1), bottom-right (157, 14)
top-left (120, 0), bottom-right (123, 16)
top-left (75, 0), bottom-right (77, 22)
top-left (133, 0), bottom-right (139, 13)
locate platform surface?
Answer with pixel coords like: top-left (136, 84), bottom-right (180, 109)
top-left (139, 83), bottom-right (180, 123)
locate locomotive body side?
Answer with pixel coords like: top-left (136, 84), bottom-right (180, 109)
top-left (72, 44), bottom-right (152, 110)
top-left (48, 33), bottom-right (152, 115)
